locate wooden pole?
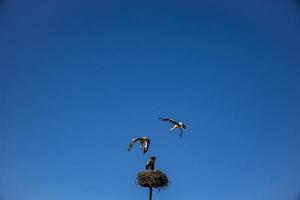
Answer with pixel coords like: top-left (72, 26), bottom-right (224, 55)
top-left (149, 187), bottom-right (153, 200)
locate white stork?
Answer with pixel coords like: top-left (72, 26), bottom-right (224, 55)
top-left (159, 117), bottom-right (186, 137)
top-left (145, 156), bottom-right (156, 170)
top-left (128, 136), bottom-right (150, 154)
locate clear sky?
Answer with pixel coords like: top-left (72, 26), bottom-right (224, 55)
top-left (1, 0), bottom-right (300, 200)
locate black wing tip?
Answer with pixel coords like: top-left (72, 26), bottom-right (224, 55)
top-left (128, 142), bottom-right (133, 151)
top-left (159, 117), bottom-right (171, 121)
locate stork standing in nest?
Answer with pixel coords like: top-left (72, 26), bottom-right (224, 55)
top-left (145, 156), bottom-right (156, 170)
top-left (159, 117), bottom-right (186, 137)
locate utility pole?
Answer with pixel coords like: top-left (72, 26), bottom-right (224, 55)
top-left (149, 187), bottom-right (152, 200)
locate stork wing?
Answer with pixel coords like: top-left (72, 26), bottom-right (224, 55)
top-left (143, 138), bottom-right (150, 153)
top-left (159, 117), bottom-right (178, 125)
top-left (182, 123), bottom-right (186, 129)
top-left (145, 161), bottom-right (150, 170)
top-left (128, 137), bottom-right (141, 151)
top-left (145, 159), bottom-right (152, 170)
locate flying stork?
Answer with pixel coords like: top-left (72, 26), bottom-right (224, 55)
top-left (128, 136), bottom-right (150, 154)
top-left (159, 117), bottom-right (186, 137)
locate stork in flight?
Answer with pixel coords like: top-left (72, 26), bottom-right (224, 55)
top-left (145, 156), bottom-right (156, 170)
top-left (128, 136), bottom-right (150, 154)
top-left (159, 117), bottom-right (186, 137)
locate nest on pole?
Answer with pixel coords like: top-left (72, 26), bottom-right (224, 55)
top-left (136, 169), bottom-right (169, 190)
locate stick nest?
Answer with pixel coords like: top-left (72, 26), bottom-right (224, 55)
top-left (136, 169), bottom-right (169, 189)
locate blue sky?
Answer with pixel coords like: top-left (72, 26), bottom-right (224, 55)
top-left (1, 0), bottom-right (300, 200)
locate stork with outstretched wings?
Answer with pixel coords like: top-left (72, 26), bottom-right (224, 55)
top-left (159, 117), bottom-right (186, 137)
top-left (145, 156), bottom-right (156, 170)
top-left (128, 136), bottom-right (150, 154)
